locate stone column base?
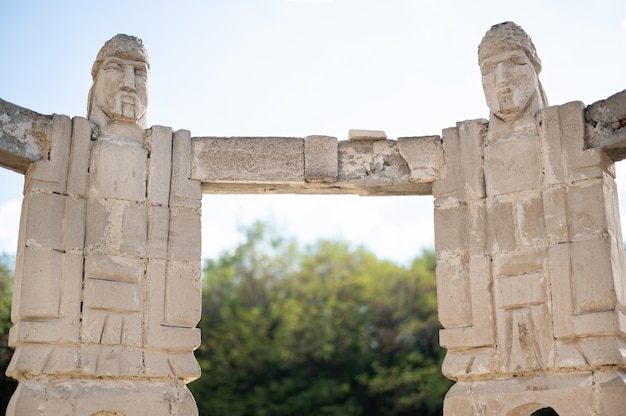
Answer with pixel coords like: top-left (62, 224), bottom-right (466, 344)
top-left (443, 370), bottom-right (626, 415)
top-left (6, 379), bottom-right (198, 416)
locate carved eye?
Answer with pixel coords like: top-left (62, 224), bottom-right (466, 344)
top-left (480, 64), bottom-right (495, 76)
top-left (135, 68), bottom-right (147, 79)
top-left (104, 63), bottom-right (122, 72)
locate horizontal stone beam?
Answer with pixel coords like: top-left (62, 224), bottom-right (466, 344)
top-left (191, 135), bottom-right (442, 196)
top-left (0, 98), bottom-right (52, 174)
top-left (585, 89), bottom-right (626, 161)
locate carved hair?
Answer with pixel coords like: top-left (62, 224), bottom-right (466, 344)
top-left (91, 34), bottom-right (149, 80)
top-left (478, 21), bottom-right (542, 74)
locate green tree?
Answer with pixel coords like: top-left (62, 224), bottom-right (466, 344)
top-left (0, 254), bottom-right (17, 413)
top-left (190, 222), bottom-right (450, 415)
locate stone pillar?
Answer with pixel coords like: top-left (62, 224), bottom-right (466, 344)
top-left (6, 118), bottom-right (202, 415)
top-left (433, 102), bottom-right (626, 415)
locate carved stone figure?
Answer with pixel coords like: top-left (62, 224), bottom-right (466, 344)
top-left (434, 22), bottom-right (626, 414)
top-left (5, 34), bottom-right (202, 416)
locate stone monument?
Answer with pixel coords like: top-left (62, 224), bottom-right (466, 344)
top-left (434, 22), bottom-right (626, 414)
top-left (5, 34), bottom-right (202, 415)
top-left (0, 22), bottom-right (625, 416)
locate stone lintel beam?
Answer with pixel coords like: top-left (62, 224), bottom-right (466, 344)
top-left (191, 135), bottom-right (441, 196)
top-left (0, 98), bottom-right (53, 174)
top-left (585, 89), bottom-right (626, 161)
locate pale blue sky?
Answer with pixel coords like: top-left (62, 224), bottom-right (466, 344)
top-left (1, 1), bottom-right (625, 264)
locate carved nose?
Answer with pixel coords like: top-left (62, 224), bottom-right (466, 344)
top-left (494, 63), bottom-right (509, 86)
top-left (120, 66), bottom-right (136, 92)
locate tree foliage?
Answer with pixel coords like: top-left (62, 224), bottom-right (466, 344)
top-left (0, 254), bottom-right (16, 413)
top-left (0, 223), bottom-right (452, 415)
top-left (190, 222), bottom-right (451, 415)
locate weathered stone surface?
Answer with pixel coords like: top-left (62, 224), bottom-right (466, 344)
top-left (348, 129), bottom-right (387, 140)
top-left (0, 97), bottom-right (51, 173)
top-left (397, 135), bottom-right (442, 183)
top-left (7, 380), bottom-right (199, 416)
top-left (585, 89), bottom-right (626, 160)
top-left (304, 135), bottom-right (338, 183)
top-left (191, 136), bottom-right (305, 184)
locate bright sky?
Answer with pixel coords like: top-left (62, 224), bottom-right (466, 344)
top-left (0, 1), bottom-right (625, 265)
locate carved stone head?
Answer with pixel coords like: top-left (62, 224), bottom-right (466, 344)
top-left (478, 22), bottom-right (547, 123)
top-left (87, 34), bottom-right (150, 137)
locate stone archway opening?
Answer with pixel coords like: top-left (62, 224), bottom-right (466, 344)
top-left (531, 408), bottom-right (559, 416)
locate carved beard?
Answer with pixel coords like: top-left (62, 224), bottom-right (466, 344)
top-left (110, 92), bottom-right (144, 122)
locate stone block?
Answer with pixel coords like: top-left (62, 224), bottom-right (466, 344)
top-left (516, 192), bottom-right (546, 247)
top-left (443, 373), bottom-right (601, 416)
top-left (14, 248), bottom-right (63, 320)
top-left (146, 205), bottom-right (170, 259)
top-left (168, 206), bottom-right (201, 262)
top-left (304, 135), bottom-right (338, 183)
top-left (146, 125), bottom-right (173, 206)
top-left (397, 135), bottom-right (442, 183)
top-left (5, 344), bottom-right (53, 377)
top-left (486, 198), bottom-right (516, 253)
top-left (493, 248), bottom-right (545, 277)
top-left (566, 178), bottom-right (608, 240)
top-left (64, 197), bottom-right (87, 252)
top-left (543, 185), bottom-right (569, 243)
top-left (439, 255), bottom-right (495, 349)
top-left (434, 205), bottom-right (467, 257)
top-left (191, 135), bottom-right (305, 185)
top-left (570, 238), bottom-right (617, 314)
top-left (338, 140), bottom-right (410, 185)
top-left (572, 311), bottom-right (619, 337)
top-left (457, 119), bottom-right (487, 200)
top-left (0, 97), bottom-right (50, 173)
top-left (539, 106), bottom-right (567, 185)
top-left (84, 279), bottom-right (141, 313)
top-left (498, 304), bottom-right (552, 372)
top-left (436, 258), bottom-right (472, 328)
top-left (6, 379), bottom-right (199, 416)
top-left (88, 139), bottom-right (148, 201)
top-left (441, 348), bottom-right (495, 379)
top-left (165, 260), bottom-right (202, 328)
top-left (432, 127), bottom-right (461, 202)
top-left (548, 243), bottom-right (575, 338)
top-left (27, 114), bottom-right (71, 194)
top-left (121, 203), bottom-right (147, 257)
top-left (84, 254), bottom-right (143, 283)
top-left (171, 129), bottom-right (202, 207)
top-left (468, 200), bottom-right (487, 254)
top-left (558, 101), bottom-right (610, 180)
top-left (42, 346), bottom-right (80, 375)
top-left (484, 135), bottom-right (542, 196)
top-left (497, 272), bottom-right (546, 309)
top-left (348, 129), bottom-right (387, 140)
top-left (145, 259), bottom-right (201, 350)
top-left (22, 191), bottom-right (65, 250)
top-left (84, 198), bottom-right (111, 252)
top-left (66, 116), bottom-right (91, 196)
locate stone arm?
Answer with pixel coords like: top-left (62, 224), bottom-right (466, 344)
top-left (0, 98), bottom-right (52, 174)
top-left (585, 89), bottom-right (626, 161)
